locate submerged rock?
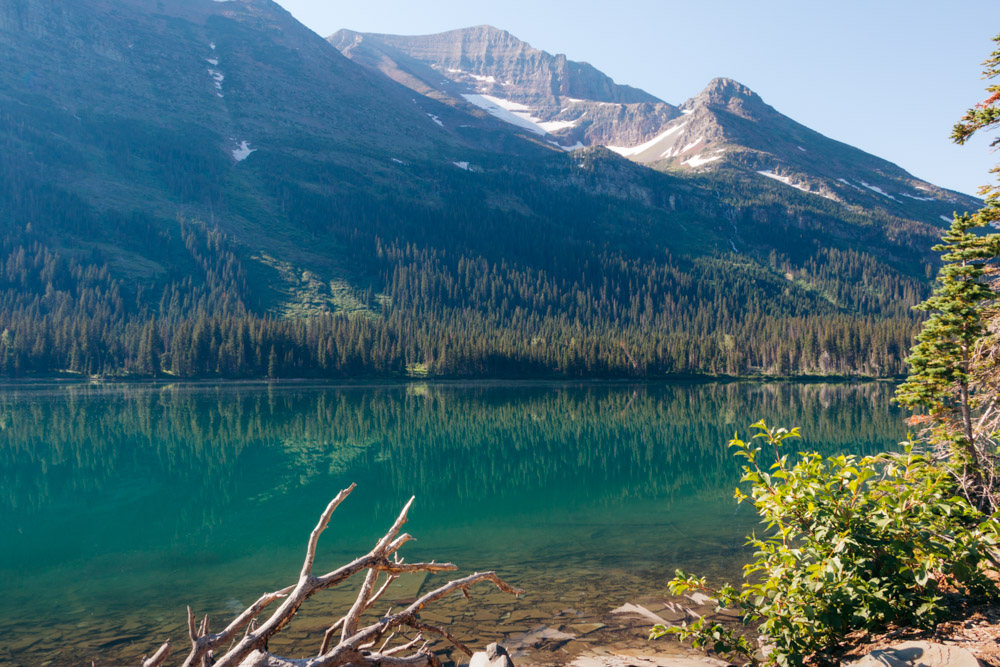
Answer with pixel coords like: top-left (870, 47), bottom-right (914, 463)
top-left (470, 643), bottom-right (516, 667)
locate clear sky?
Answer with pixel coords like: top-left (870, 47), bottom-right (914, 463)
top-left (274, 0), bottom-right (1000, 198)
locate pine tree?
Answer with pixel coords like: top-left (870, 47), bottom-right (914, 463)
top-left (267, 345), bottom-right (278, 379)
top-left (895, 214), bottom-right (1000, 455)
top-left (896, 33), bottom-right (1000, 500)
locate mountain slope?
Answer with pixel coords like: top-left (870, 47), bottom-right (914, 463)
top-left (331, 28), bottom-right (979, 226)
top-left (0, 0), bottom-right (564, 291)
top-left (612, 78), bottom-right (975, 224)
top-left (0, 1), bottom-right (956, 379)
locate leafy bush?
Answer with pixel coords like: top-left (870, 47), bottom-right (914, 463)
top-left (653, 421), bottom-right (1000, 666)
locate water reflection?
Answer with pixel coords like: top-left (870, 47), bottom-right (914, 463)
top-left (0, 381), bottom-right (903, 665)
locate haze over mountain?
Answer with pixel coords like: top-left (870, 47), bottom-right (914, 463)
top-left (331, 26), bottom-right (977, 225)
top-left (0, 0), bottom-right (978, 379)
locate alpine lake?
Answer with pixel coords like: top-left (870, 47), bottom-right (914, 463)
top-left (0, 380), bottom-right (905, 666)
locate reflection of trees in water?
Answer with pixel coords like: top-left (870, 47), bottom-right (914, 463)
top-left (365, 382), bottom-right (904, 514)
top-left (0, 382), bottom-right (903, 522)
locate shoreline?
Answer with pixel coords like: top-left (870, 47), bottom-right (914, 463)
top-left (0, 373), bottom-right (903, 390)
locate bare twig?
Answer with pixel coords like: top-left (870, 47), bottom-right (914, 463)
top-left (405, 620), bottom-right (473, 657)
top-left (143, 486), bottom-right (521, 667)
top-left (302, 484), bottom-right (357, 579)
top-left (342, 568), bottom-right (380, 642)
top-left (141, 641), bottom-right (170, 667)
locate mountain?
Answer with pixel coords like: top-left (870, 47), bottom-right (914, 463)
top-left (330, 25), bottom-right (683, 150)
top-left (612, 77), bottom-right (970, 223)
top-left (0, 1), bottom-right (969, 379)
top-left (0, 0), bottom-right (560, 307)
top-left (330, 27), bottom-right (977, 225)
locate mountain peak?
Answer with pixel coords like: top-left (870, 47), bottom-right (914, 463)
top-left (330, 25), bottom-right (667, 108)
top-left (682, 77), bottom-right (772, 119)
top-left (456, 24), bottom-right (516, 38)
top-left (701, 77), bottom-right (757, 100)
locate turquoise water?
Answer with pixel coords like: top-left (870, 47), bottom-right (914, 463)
top-left (0, 381), bottom-right (904, 665)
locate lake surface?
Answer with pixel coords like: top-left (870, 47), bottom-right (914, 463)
top-left (0, 381), bottom-right (904, 666)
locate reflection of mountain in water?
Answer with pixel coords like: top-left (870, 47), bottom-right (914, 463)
top-left (0, 381), bottom-right (903, 522)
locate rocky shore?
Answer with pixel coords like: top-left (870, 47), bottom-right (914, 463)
top-left (9, 564), bottom-right (1000, 666)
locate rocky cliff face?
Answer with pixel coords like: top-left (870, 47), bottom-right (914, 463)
top-left (329, 26), bottom-right (682, 150)
top-left (330, 24), bottom-right (978, 223)
top-left (335, 25), bottom-right (661, 105)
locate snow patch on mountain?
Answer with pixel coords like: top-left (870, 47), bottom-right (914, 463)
top-left (564, 97), bottom-right (614, 105)
top-left (461, 94), bottom-right (580, 136)
top-left (900, 192), bottom-right (936, 202)
top-left (449, 68), bottom-right (497, 85)
top-left (606, 122), bottom-right (688, 157)
top-left (758, 170), bottom-right (835, 200)
top-left (426, 113), bottom-right (444, 127)
top-left (207, 68), bottom-right (224, 96)
top-left (941, 215), bottom-right (953, 223)
top-left (462, 94), bottom-right (544, 135)
top-left (231, 140), bottom-right (255, 162)
top-left (452, 161), bottom-right (470, 171)
top-left (539, 119), bottom-right (580, 132)
top-left (858, 180), bottom-right (898, 201)
top-left (681, 138), bottom-right (703, 153)
top-left (684, 153), bottom-right (722, 168)
top-left (760, 170), bottom-right (801, 188)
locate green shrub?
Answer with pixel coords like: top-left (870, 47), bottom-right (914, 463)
top-left (653, 420), bottom-right (1000, 666)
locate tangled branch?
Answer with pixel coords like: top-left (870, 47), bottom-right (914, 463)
top-left (140, 484), bottom-right (522, 667)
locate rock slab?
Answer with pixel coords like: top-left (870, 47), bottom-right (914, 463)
top-left (850, 641), bottom-right (981, 667)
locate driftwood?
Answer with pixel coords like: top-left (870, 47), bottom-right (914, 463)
top-left (140, 484), bottom-right (522, 667)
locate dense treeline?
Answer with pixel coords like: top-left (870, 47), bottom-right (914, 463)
top-left (0, 102), bottom-right (934, 379)
top-left (0, 217), bottom-right (921, 378)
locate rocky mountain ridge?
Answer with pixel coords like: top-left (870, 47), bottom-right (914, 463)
top-left (330, 25), bottom-right (683, 150)
top-left (330, 27), bottom-right (979, 223)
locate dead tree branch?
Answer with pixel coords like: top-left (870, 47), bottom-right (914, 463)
top-left (142, 485), bottom-right (522, 667)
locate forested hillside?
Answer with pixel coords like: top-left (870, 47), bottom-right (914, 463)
top-left (0, 0), bottom-right (967, 379)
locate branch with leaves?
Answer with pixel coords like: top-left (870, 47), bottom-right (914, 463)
top-left (651, 421), bottom-right (1000, 667)
top-left (952, 34), bottom-right (1000, 150)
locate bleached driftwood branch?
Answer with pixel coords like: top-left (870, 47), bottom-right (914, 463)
top-left (141, 484), bottom-right (522, 667)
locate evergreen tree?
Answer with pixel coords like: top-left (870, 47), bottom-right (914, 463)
top-left (896, 32), bottom-right (1000, 505)
top-left (267, 345), bottom-right (278, 379)
top-left (895, 214), bottom-right (1000, 455)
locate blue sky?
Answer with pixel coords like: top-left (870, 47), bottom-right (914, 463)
top-left (275, 0), bottom-right (1000, 198)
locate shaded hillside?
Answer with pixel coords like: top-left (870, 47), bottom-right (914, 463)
top-left (0, 0), bottom-right (959, 378)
